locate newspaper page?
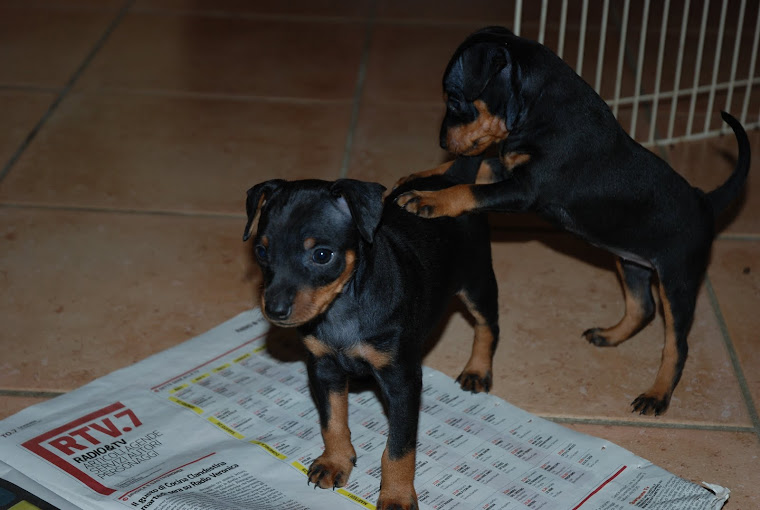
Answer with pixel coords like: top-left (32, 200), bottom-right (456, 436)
top-left (0, 309), bottom-right (729, 510)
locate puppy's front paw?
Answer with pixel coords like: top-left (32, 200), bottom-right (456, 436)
top-left (377, 491), bottom-right (418, 510)
top-left (631, 392), bottom-right (670, 416)
top-left (307, 453), bottom-right (356, 489)
top-left (456, 370), bottom-right (492, 393)
top-left (395, 191), bottom-right (439, 218)
top-left (392, 173), bottom-right (418, 191)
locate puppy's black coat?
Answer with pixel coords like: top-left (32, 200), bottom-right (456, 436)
top-left (244, 168), bottom-right (498, 510)
top-left (396, 26), bottom-right (751, 416)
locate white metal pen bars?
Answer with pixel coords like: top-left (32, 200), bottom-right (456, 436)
top-left (510, 0), bottom-right (759, 147)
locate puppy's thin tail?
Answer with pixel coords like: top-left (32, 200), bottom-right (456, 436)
top-left (706, 111), bottom-right (751, 217)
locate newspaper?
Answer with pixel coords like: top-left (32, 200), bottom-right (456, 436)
top-left (0, 309), bottom-right (730, 510)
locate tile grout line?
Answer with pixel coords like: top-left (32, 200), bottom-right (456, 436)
top-left (0, 389), bottom-right (65, 399)
top-left (704, 277), bottom-right (760, 440)
top-left (544, 415), bottom-right (757, 433)
top-left (716, 232), bottom-right (760, 241)
top-left (0, 202), bottom-right (245, 220)
top-left (47, 87), bottom-right (356, 106)
top-left (0, 0), bottom-right (135, 184)
top-left (337, 1), bottom-right (376, 180)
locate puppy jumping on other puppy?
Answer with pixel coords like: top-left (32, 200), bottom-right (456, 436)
top-left (396, 26), bottom-right (751, 416)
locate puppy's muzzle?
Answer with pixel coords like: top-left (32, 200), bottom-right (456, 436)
top-left (263, 289), bottom-right (294, 323)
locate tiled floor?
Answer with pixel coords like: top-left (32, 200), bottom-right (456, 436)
top-left (1, 1), bottom-right (758, 508)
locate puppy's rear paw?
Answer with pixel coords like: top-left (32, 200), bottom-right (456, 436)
top-left (631, 393), bottom-right (670, 416)
top-left (456, 370), bottom-right (492, 393)
top-left (583, 328), bottom-right (613, 347)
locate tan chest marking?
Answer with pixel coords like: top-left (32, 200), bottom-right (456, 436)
top-left (346, 343), bottom-right (393, 370)
top-left (303, 335), bottom-right (333, 358)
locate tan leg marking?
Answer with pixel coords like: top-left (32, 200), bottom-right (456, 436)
top-left (502, 151), bottom-right (531, 170)
top-left (377, 449), bottom-right (418, 510)
top-left (395, 184), bottom-right (477, 218)
top-left (588, 259), bottom-right (649, 346)
top-left (446, 100), bottom-right (509, 156)
top-left (456, 292), bottom-right (495, 393)
top-left (308, 388), bottom-right (356, 489)
top-left (633, 284), bottom-right (678, 415)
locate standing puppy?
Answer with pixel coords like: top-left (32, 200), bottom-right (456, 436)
top-left (244, 169), bottom-right (498, 510)
top-left (396, 26), bottom-right (751, 415)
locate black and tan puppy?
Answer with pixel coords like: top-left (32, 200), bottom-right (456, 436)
top-left (243, 167), bottom-right (498, 510)
top-left (396, 26), bottom-right (751, 416)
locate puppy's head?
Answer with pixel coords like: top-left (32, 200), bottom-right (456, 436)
top-left (440, 26), bottom-right (521, 155)
top-left (243, 179), bottom-right (385, 328)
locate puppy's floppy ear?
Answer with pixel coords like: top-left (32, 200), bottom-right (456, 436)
top-left (459, 44), bottom-right (509, 102)
top-left (243, 179), bottom-right (285, 241)
top-left (330, 179), bottom-right (386, 244)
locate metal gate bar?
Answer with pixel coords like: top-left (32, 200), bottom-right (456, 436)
top-left (512, 0), bottom-right (759, 147)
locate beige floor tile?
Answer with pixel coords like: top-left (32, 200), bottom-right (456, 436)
top-left (708, 240), bottom-right (760, 408)
top-left (0, 6), bottom-right (115, 88)
top-left (0, 395), bottom-right (55, 421)
top-left (0, 92), bottom-right (351, 213)
top-left (75, 12), bottom-right (365, 99)
top-left (0, 91), bottom-right (55, 169)
top-left (346, 102), bottom-right (449, 187)
top-left (423, 234), bottom-right (751, 425)
top-left (0, 207), bottom-right (258, 392)
top-left (363, 23), bottom-right (478, 105)
top-left (132, 0), bottom-right (372, 18)
top-left (565, 424), bottom-right (760, 509)
top-left (666, 129), bottom-right (759, 235)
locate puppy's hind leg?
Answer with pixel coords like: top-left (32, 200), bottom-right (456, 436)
top-left (631, 273), bottom-right (698, 416)
top-left (584, 258), bottom-right (656, 347)
top-left (456, 264), bottom-right (500, 394)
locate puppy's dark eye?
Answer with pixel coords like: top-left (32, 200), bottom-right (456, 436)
top-left (447, 96), bottom-right (464, 112)
top-left (255, 245), bottom-right (268, 261)
top-left (312, 248), bottom-right (333, 265)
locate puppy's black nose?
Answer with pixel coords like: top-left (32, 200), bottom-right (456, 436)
top-left (264, 300), bottom-right (291, 322)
